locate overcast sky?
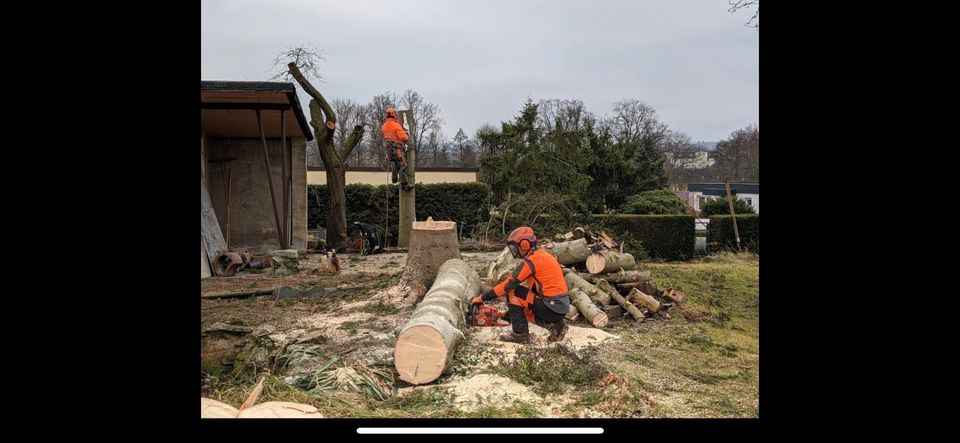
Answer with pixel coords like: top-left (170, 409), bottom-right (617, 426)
top-left (201, 0), bottom-right (758, 142)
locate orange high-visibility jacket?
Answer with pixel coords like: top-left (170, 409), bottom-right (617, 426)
top-left (488, 248), bottom-right (570, 300)
top-left (381, 117), bottom-right (409, 144)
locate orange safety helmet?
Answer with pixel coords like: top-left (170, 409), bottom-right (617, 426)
top-left (507, 226), bottom-right (537, 258)
top-left (385, 107), bottom-right (397, 119)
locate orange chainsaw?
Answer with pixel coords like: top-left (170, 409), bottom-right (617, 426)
top-left (467, 302), bottom-right (509, 327)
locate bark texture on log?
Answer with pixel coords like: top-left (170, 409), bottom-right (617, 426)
top-left (399, 218), bottom-right (461, 303)
top-left (570, 289), bottom-right (608, 328)
top-left (597, 279), bottom-right (645, 322)
top-left (585, 250), bottom-right (637, 274)
top-left (394, 258), bottom-right (480, 385)
top-left (628, 288), bottom-right (661, 313)
top-left (564, 272), bottom-right (611, 305)
top-left (565, 307), bottom-right (580, 321)
top-left (600, 270), bottom-right (651, 284)
top-left (544, 238), bottom-right (592, 265)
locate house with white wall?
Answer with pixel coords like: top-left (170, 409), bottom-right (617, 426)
top-left (682, 183), bottom-right (759, 214)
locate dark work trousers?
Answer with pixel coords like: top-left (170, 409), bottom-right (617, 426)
top-left (508, 296), bottom-right (565, 334)
top-left (387, 143), bottom-right (408, 186)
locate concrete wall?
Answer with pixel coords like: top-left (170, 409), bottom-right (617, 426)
top-left (205, 137), bottom-right (307, 253)
top-left (308, 170), bottom-right (478, 185)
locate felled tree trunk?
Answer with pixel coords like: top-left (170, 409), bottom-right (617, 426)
top-left (544, 238), bottom-right (591, 265)
top-left (599, 270), bottom-right (651, 284)
top-left (628, 288), bottom-right (661, 313)
top-left (570, 289), bottom-right (608, 328)
top-left (564, 307), bottom-right (580, 321)
top-left (585, 250), bottom-right (637, 274)
top-left (399, 218), bottom-right (461, 304)
top-left (394, 258), bottom-right (480, 385)
top-left (597, 279), bottom-right (645, 322)
top-left (486, 246), bottom-right (519, 284)
top-left (564, 271), bottom-right (611, 305)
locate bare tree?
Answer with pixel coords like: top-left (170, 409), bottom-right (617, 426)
top-left (661, 130), bottom-right (713, 190)
top-left (537, 99), bottom-right (590, 132)
top-left (453, 128), bottom-right (468, 166)
top-left (728, 0), bottom-right (759, 29)
top-left (714, 124), bottom-right (759, 182)
top-left (278, 48), bottom-right (364, 250)
top-left (270, 45), bottom-right (325, 81)
top-left (609, 99), bottom-right (668, 147)
top-left (419, 128), bottom-right (445, 167)
top-left (400, 89), bottom-right (443, 152)
top-left (330, 98), bottom-right (366, 165)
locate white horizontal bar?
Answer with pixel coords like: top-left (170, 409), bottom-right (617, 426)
top-left (357, 428), bottom-right (603, 434)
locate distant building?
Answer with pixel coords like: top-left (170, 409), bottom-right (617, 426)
top-left (682, 183), bottom-right (759, 214)
top-left (665, 151), bottom-right (715, 169)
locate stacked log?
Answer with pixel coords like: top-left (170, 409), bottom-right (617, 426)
top-left (482, 226), bottom-right (691, 330)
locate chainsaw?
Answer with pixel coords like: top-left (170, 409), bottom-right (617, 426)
top-left (467, 302), bottom-right (510, 327)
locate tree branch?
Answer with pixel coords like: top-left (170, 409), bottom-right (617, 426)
top-left (338, 124), bottom-right (365, 161)
top-left (287, 62), bottom-right (336, 140)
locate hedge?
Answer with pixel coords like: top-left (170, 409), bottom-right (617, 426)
top-left (591, 214), bottom-right (696, 261)
top-left (308, 185), bottom-right (697, 260)
top-left (707, 215), bottom-right (759, 253)
top-left (308, 183), bottom-right (491, 246)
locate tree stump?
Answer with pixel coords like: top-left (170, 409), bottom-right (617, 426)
top-left (394, 258), bottom-right (480, 385)
top-left (399, 217), bottom-right (461, 304)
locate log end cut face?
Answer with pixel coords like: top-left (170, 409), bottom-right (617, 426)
top-left (592, 312), bottom-right (610, 328)
top-left (412, 218), bottom-right (457, 231)
top-left (585, 254), bottom-right (605, 274)
top-left (394, 324), bottom-right (448, 385)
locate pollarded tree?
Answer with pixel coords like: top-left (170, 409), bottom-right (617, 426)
top-left (271, 46), bottom-right (364, 249)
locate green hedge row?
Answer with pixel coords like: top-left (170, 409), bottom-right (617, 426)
top-left (707, 215), bottom-right (759, 253)
top-left (308, 183), bottom-right (491, 246)
top-left (591, 214), bottom-right (696, 261)
top-left (307, 186), bottom-right (697, 260)
top-left (495, 214), bottom-right (695, 261)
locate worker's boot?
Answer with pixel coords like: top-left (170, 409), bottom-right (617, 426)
top-left (499, 331), bottom-right (531, 344)
top-left (546, 321), bottom-right (568, 342)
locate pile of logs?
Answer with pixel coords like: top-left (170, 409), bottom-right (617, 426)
top-left (488, 227), bottom-right (687, 327)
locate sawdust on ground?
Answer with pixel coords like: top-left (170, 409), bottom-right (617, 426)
top-left (467, 324), bottom-right (620, 357)
top-left (400, 373), bottom-right (573, 416)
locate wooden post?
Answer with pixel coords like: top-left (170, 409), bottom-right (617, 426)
top-left (398, 110), bottom-right (417, 248)
top-left (725, 182), bottom-right (741, 252)
top-left (256, 110), bottom-right (287, 250)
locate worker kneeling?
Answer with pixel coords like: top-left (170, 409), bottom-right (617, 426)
top-left (472, 227), bottom-right (570, 344)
